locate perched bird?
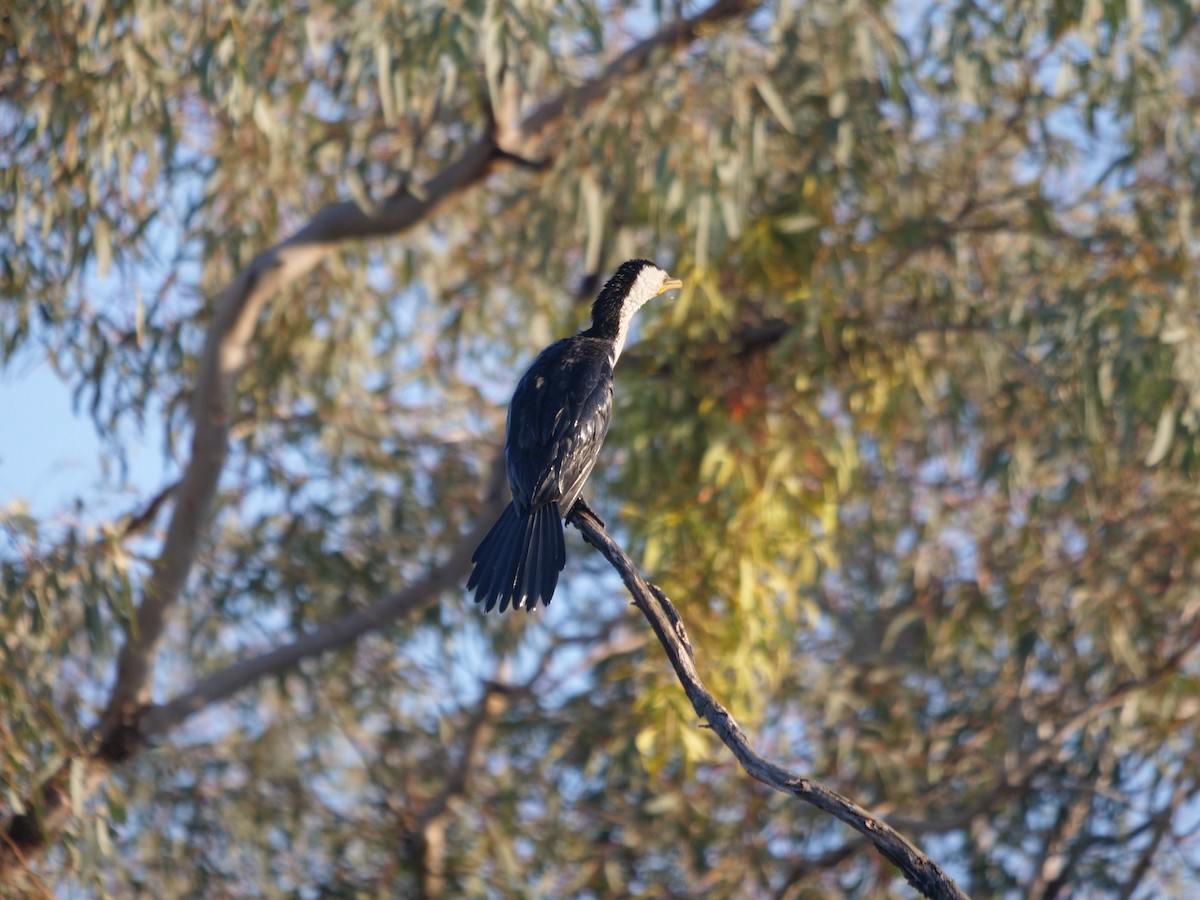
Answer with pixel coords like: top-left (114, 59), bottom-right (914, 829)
top-left (468, 259), bottom-right (683, 613)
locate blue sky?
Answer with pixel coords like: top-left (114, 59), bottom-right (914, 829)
top-left (0, 354), bottom-right (175, 528)
top-left (0, 360), bottom-right (106, 514)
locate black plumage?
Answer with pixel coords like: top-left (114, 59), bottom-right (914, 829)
top-left (468, 259), bottom-right (682, 613)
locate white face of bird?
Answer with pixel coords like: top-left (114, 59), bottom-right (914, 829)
top-left (626, 265), bottom-right (685, 315)
top-left (611, 265), bottom-right (683, 360)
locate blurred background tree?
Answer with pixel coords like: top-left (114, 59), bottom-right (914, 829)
top-left (4, 0), bottom-right (1200, 895)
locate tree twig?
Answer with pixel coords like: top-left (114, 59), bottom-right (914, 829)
top-left (568, 505), bottom-right (971, 900)
top-left (118, 479), bottom-right (181, 539)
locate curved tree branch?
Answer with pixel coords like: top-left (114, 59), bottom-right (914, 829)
top-left (567, 505), bottom-right (972, 900)
top-left (139, 490), bottom-right (505, 740)
top-left (0, 0), bottom-right (762, 877)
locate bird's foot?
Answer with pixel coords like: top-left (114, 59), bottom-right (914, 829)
top-left (570, 496), bottom-right (606, 529)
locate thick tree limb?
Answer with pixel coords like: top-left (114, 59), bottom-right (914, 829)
top-left (0, 0), bottom-right (761, 875)
top-left (139, 497), bottom-right (503, 740)
top-left (567, 506), bottom-right (971, 900)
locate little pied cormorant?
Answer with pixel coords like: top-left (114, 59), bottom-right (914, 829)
top-left (468, 259), bottom-right (683, 613)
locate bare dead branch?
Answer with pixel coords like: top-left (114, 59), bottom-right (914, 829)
top-left (567, 505), bottom-right (971, 900)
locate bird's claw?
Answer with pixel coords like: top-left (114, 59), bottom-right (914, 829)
top-left (570, 496), bottom-right (606, 529)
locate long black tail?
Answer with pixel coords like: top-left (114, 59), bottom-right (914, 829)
top-left (467, 501), bottom-right (566, 613)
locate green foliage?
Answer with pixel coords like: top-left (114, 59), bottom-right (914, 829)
top-left (5, 0), bottom-right (1200, 896)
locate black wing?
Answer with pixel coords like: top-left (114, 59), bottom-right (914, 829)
top-left (505, 337), bottom-right (614, 515)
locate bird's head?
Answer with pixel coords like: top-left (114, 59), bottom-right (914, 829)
top-left (588, 259), bottom-right (682, 357)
